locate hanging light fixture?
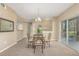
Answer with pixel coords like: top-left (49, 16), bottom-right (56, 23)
top-left (35, 8), bottom-right (42, 22)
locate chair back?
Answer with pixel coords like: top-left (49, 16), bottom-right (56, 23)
top-left (43, 32), bottom-right (51, 41)
top-left (48, 33), bottom-right (51, 40)
top-left (33, 34), bottom-right (45, 44)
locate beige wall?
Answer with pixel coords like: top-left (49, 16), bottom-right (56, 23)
top-left (0, 5), bottom-right (29, 52)
top-left (55, 4), bottom-right (79, 40)
top-left (16, 22), bottom-right (28, 41)
top-left (23, 22), bottom-right (28, 38)
top-left (51, 18), bottom-right (58, 40)
top-left (0, 5), bottom-right (17, 51)
top-left (16, 16), bottom-right (29, 41)
top-left (40, 19), bottom-right (52, 31)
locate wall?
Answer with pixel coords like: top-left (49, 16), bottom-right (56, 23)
top-left (16, 16), bottom-right (29, 41)
top-left (51, 18), bottom-right (58, 40)
top-left (40, 19), bottom-right (52, 31)
top-left (0, 5), bottom-right (29, 52)
top-left (23, 22), bottom-right (28, 38)
top-left (55, 4), bottom-right (79, 40)
top-left (0, 5), bottom-right (17, 51)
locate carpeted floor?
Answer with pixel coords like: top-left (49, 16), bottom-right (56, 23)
top-left (0, 39), bottom-right (79, 56)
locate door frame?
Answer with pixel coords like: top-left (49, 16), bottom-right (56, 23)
top-left (59, 20), bottom-right (69, 44)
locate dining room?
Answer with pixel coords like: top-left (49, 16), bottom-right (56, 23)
top-left (0, 3), bottom-right (79, 56)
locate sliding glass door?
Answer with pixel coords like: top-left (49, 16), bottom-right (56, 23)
top-left (76, 17), bottom-right (79, 41)
top-left (61, 16), bottom-right (79, 51)
top-left (61, 20), bottom-right (67, 44)
top-left (68, 18), bottom-right (77, 44)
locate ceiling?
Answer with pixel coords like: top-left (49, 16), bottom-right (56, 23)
top-left (6, 3), bottom-right (74, 21)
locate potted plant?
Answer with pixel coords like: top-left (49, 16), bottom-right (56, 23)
top-left (37, 25), bottom-right (42, 34)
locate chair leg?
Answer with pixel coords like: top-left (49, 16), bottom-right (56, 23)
top-left (28, 44), bottom-right (29, 48)
top-left (33, 45), bottom-right (36, 53)
top-left (43, 43), bottom-right (45, 48)
top-left (41, 45), bottom-right (43, 53)
top-left (49, 41), bottom-right (50, 47)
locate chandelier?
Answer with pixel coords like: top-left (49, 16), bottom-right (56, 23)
top-left (35, 17), bottom-right (42, 22)
top-left (35, 8), bottom-right (42, 22)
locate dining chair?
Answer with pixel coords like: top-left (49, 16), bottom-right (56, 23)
top-left (32, 34), bottom-right (45, 53)
top-left (43, 33), bottom-right (51, 47)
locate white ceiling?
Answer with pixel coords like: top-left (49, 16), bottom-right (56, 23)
top-left (6, 3), bottom-right (74, 21)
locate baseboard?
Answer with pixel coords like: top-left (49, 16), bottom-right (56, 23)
top-left (17, 37), bottom-right (26, 42)
top-left (0, 42), bottom-right (17, 53)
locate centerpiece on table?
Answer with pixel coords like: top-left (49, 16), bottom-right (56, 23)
top-left (37, 25), bottom-right (43, 34)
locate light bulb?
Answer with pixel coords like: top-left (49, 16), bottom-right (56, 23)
top-left (38, 17), bottom-right (41, 22)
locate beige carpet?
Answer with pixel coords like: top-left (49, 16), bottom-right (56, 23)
top-left (0, 39), bottom-right (79, 56)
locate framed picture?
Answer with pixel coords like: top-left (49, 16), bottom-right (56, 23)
top-left (0, 18), bottom-right (14, 32)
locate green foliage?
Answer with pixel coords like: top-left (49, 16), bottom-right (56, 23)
top-left (68, 31), bottom-right (76, 37)
top-left (37, 26), bottom-right (42, 33)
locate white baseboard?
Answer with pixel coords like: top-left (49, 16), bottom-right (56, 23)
top-left (0, 42), bottom-right (17, 53)
top-left (17, 37), bottom-right (25, 42)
